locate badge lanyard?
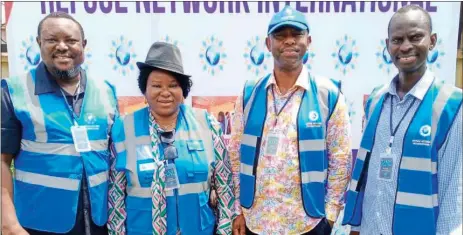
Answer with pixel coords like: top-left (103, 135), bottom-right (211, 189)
top-left (386, 95), bottom-right (416, 154)
top-left (59, 81), bottom-right (81, 126)
top-left (271, 85), bottom-right (298, 127)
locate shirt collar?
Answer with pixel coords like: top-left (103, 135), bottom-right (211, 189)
top-left (387, 69), bottom-right (435, 100)
top-left (34, 62), bottom-right (87, 95)
top-left (265, 66), bottom-right (310, 91)
top-left (34, 62), bottom-right (59, 95)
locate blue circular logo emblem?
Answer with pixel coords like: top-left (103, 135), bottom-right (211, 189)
top-left (206, 46), bottom-right (221, 66)
top-left (109, 35), bottom-right (137, 76)
top-left (332, 35), bottom-right (359, 75)
top-left (116, 45), bottom-right (131, 66)
top-left (427, 50), bottom-right (439, 64)
top-left (376, 41), bottom-right (395, 75)
top-left (419, 125), bottom-right (431, 137)
top-left (382, 47), bottom-right (393, 64)
top-left (199, 36), bottom-right (227, 76)
top-left (85, 113), bottom-right (96, 125)
top-left (26, 45), bottom-right (41, 66)
top-left (244, 36), bottom-right (271, 76)
top-left (250, 45), bottom-right (265, 66)
top-left (302, 51), bottom-right (309, 64)
top-left (338, 44), bottom-right (353, 65)
top-left (426, 39), bottom-right (445, 71)
top-left (20, 36), bottom-right (42, 71)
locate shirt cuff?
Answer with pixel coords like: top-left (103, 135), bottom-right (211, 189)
top-left (325, 202), bottom-right (342, 222)
top-left (351, 225), bottom-right (361, 232)
top-left (234, 200), bottom-right (242, 215)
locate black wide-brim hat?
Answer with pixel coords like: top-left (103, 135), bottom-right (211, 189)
top-left (136, 42), bottom-right (191, 78)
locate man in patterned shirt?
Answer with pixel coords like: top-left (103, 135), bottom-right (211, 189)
top-left (229, 5), bottom-right (352, 235)
top-left (343, 5), bottom-right (462, 235)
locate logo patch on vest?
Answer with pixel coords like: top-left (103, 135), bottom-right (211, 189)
top-left (309, 111), bottom-right (319, 121)
top-left (419, 125), bottom-right (431, 137)
top-left (85, 113), bottom-right (96, 124)
top-left (306, 111), bottom-right (322, 128)
top-left (84, 113), bottom-right (100, 130)
top-left (412, 125), bottom-right (432, 146)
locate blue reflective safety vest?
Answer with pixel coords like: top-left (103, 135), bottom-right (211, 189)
top-left (4, 68), bottom-right (118, 233)
top-left (114, 105), bottom-right (217, 235)
top-left (342, 78), bottom-right (462, 235)
top-left (239, 72), bottom-right (341, 218)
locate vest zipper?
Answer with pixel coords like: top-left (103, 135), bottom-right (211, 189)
top-left (82, 167), bottom-right (91, 235)
top-left (175, 188), bottom-right (180, 234)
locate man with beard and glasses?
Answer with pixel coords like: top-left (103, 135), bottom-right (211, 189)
top-left (342, 5), bottom-right (462, 235)
top-left (1, 12), bottom-right (118, 235)
top-left (229, 5), bottom-right (352, 235)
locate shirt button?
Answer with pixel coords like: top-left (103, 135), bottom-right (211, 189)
top-left (376, 212), bottom-right (381, 217)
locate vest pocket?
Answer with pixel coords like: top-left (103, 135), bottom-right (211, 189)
top-left (136, 160), bottom-right (155, 188)
top-left (126, 195), bottom-right (152, 234)
top-left (186, 140), bottom-right (209, 181)
top-left (198, 191), bottom-right (215, 231)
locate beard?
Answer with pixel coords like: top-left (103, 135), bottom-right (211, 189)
top-left (49, 65), bottom-right (82, 81)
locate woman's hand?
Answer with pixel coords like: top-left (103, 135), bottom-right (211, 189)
top-left (209, 189), bottom-right (218, 208)
top-left (233, 215), bottom-right (246, 235)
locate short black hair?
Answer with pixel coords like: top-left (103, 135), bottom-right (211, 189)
top-left (37, 12), bottom-right (85, 40)
top-left (388, 5), bottom-right (433, 35)
top-left (137, 67), bottom-right (193, 98)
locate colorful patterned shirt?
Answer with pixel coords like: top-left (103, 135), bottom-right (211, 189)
top-left (228, 68), bottom-right (352, 234)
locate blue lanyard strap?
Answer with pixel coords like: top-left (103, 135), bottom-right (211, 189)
top-left (387, 94), bottom-right (416, 151)
top-left (59, 81), bottom-right (81, 125)
top-left (271, 85), bottom-right (298, 127)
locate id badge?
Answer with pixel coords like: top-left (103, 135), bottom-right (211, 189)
top-left (264, 130), bottom-right (281, 157)
top-left (71, 125), bottom-right (91, 152)
top-left (165, 163), bottom-right (180, 191)
top-left (378, 153), bottom-right (396, 182)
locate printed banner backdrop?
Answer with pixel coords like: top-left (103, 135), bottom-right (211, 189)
top-left (6, 1), bottom-right (461, 151)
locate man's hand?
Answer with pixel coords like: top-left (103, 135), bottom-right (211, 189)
top-left (2, 224), bottom-right (29, 235)
top-left (233, 214), bottom-right (246, 235)
top-left (2, 154), bottom-right (28, 235)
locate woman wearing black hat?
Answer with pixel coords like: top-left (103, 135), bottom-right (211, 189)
top-left (107, 42), bottom-right (235, 235)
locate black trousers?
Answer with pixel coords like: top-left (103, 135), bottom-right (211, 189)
top-left (245, 218), bottom-right (332, 235)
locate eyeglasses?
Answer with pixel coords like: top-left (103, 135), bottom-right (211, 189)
top-left (160, 131), bottom-right (178, 161)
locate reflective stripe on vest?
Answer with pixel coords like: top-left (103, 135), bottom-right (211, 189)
top-left (7, 67), bottom-right (116, 233)
top-left (120, 105), bottom-right (216, 234)
top-left (240, 73), bottom-right (340, 218)
top-left (15, 169), bottom-right (108, 190)
top-left (342, 78), bottom-right (462, 235)
top-left (21, 139), bottom-right (108, 156)
top-left (127, 181), bottom-right (209, 198)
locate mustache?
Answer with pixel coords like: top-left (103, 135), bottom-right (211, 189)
top-left (52, 53), bottom-right (73, 58)
top-left (280, 47), bottom-right (299, 53)
top-left (49, 66), bottom-right (82, 81)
